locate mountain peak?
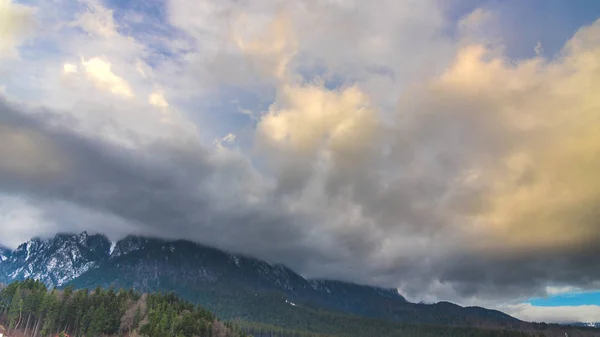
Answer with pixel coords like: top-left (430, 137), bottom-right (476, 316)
top-left (0, 245), bottom-right (10, 262)
top-left (110, 235), bottom-right (157, 258)
top-left (0, 232), bottom-right (111, 287)
top-left (76, 231), bottom-right (89, 243)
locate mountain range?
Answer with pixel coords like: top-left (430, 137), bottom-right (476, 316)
top-left (0, 232), bottom-right (597, 336)
top-left (566, 323), bottom-right (600, 329)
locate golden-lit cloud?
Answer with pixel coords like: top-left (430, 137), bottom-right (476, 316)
top-left (250, 14), bottom-right (600, 307)
top-left (232, 13), bottom-right (297, 81)
top-left (80, 56), bottom-right (134, 97)
top-left (63, 63), bottom-right (78, 73)
top-left (0, 125), bottom-right (64, 177)
top-left (149, 91), bottom-right (169, 108)
top-left (258, 83), bottom-right (376, 155)
top-left (429, 20), bottom-right (600, 252)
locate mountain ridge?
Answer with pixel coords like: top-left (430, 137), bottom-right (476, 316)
top-left (564, 323), bottom-right (600, 329)
top-left (0, 232), bottom-right (524, 330)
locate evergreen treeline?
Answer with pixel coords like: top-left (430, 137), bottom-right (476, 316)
top-left (1, 280), bottom-right (596, 337)
top-left (0, 279), bottom-right (247, 337)
top-left (236, 319), bottom-right (543, 337)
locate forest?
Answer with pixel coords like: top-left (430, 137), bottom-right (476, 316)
top-left (0, 279), bottom-right (245, 337)
top-left (0, 280), bottom-right (586, 337)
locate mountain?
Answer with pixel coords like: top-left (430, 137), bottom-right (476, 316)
top-left (0, 245), bottom-right (9, 285)
top-left (0, 232), bottom-right (110, 287)
top-left (0, 245), bottom-right (10, 262)
top-left (565, 323), bottom-right (600, 328)
top-left (0, 232), bottom-right (523, 330)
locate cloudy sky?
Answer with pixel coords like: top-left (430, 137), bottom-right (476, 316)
top-left (1, 0), bottom-right (600, 323)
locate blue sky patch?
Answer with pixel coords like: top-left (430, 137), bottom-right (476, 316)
top-left (529, 291), bottom-right (600, 307)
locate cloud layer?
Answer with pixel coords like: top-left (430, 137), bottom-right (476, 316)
top-left (1, 0), bottom-right (599, 323)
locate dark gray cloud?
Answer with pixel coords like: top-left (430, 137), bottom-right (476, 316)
top-left (0, 97), bottom-right (323, 268)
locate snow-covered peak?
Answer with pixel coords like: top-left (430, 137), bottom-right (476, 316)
top-left (0, 232), bottom-right (111, 287)
top-left (0, 245), bottom-right (11, 259)
top-left (13, 238), bottom-right (44, 262)
top-left (75, 231), bottom-right (89, 244)
top-left (109, 241), bottom-right (117, 255)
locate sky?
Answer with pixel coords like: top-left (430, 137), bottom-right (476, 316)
top-left (0, 0), bottom-right (599, 324)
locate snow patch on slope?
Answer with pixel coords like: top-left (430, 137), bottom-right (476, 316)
top-left (229, 254), bottom-right (240, 267)
top-left (1, 233), bottom-right (111, 288)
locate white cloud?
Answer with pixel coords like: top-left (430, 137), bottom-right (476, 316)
top-left (535, 41), bottom-right (543, 56)
top-left (136, 60), bottom-right (149, 79)
top-left (149, 91), bottom-right (169, 108)
top-left (545, 286), bottom-right (582, 296)
top-left (501, 303), bottom-right (600, 323)
top-left (214, 133), bottom-right (237, 147)
top-left (80, 56), bottom-right (134, 97)
top-left (458, 8), bottom-right (491, 34)
top-left (0, 0), bottom-right (36, 59)
top-left (63, 63), bottom-right (78, 73)
top-left (0, 194), bottom-right (141, 248)
top-left (4, 0), bottom-right (200, 151)
top-left (222, 133), bottom-right (236, 144)
top-left (0, 194), bottom-right (50, 248)
top-left (167, 0), bottom-right (454, 103)
top-left (71, 0), bottom-right (118, 38)
top-left (231, 13), bottom-right (297, 81)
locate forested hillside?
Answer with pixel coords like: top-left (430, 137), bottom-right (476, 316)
top-left (0, 279), bottom-right (246, 337)
top-left (2, 280), bottom-right (598, 337)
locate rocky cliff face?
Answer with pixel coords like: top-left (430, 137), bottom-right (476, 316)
top-left (0, 232), bottom-right (110, 287)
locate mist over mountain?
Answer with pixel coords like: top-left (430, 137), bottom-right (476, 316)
top-left (0, 232), bottom-right (519, 327)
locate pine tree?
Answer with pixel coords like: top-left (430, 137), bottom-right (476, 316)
top-left (133, 305), bottom-right (142, 329)
top-left (40, 290), bottom-right (60, 337)
top-left (7, 285), bottom-right (23, 332)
